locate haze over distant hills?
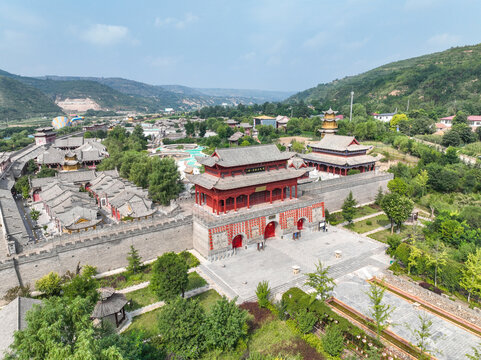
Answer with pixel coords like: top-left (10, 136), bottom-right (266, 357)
top-left (288, 43), bottom-right (481, 115)
top-left (0, 69), bottom-right (294, 120)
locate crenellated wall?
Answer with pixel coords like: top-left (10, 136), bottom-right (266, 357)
top-left (0, 216), bottom-right (193, 298)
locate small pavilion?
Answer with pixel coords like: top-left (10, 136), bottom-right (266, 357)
top-left (91, 288), bottom-right (128, 328)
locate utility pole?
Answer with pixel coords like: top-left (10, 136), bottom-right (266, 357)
top-left (349, 91), bottom-right (354, 122)
top-left (406, 99), bottom-right (410, 112)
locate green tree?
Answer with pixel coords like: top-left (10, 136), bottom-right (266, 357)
top-left (126, 245), bottom-right (142, 274)
top-left (412, 170), bottom-right (428, 197)
top-left (204, 297), bottom-right (248, 350)
top-left (62, 265), bottom-right (99, 301)
top-left (367, 281), bottom-right (394, 340)
top-left (256, 280), bottom-right (271, 308)
top-left (408, 244), bottom-right (422, 275)
top-left (409, 314), bottom-right (435, 359)
top-left (185, 120), bottom-right (195, 136)
top-left (453, 110), bottom-right (468, 125)
top-left (35, 272), bottom-right (62, 297)
top-left (460, 248), bottom-right (481, 303)
top-left (304, 260), bottom-right (335, 302)
top-left (374, 187), bottom-right (384, 206)
top-left (387, 178), bottom-right (409, 195)
top-left (322, 324), bottom-right (344, 357)
top-left (30, 209), bottom-right (40, 221)
top-left (442, 129), bottom-right (462, 147)
top-left (150, 252), bottom-right (188, 301)
top-left (425, 241), bottom-right (447, 287)
top-left (341, 191), bottom-right (357, 224)
top-left (157, 297), bottom-right (206, 359)
top-left (148, 157), bottom-right (183, 205)
top-left (390, 113), bottom-right (408, 129)
top-left (198, 122), bottom-right (207, 138)
top-left (14, 176), bottom-right (30, 199)
top-left (295, 308), bottom-right (317, 334)
top-left (291, 141), bottom-right (305, 153)
top-left (381, 193), bottom-right (414, 233)
top-left (8, 297), bottom-right (127, 360)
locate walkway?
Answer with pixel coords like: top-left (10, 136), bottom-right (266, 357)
top-left (337, 211), bottom-right (384, 227)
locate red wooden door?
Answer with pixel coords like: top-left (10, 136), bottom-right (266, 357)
top-left (297, 218), bottom-right (304, 230)
top-left (232, 235), bottom-right (243, 248)
top-left (264, 222), bottom-right (276, 239)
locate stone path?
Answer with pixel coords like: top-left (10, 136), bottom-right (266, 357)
top-left (338, 211), bottom-right (384, 226)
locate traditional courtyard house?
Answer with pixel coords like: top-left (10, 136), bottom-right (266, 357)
top-left (275, 115), bottom-right (290, 130)
top-left (0, 297), bottom-right (42, 355)
top-left (88, 174), bottom-right (155, 221)
top-left (253, 115), bottom-right (276, 128)
top-left (91, 288), bottom-right (128, 328)
top-left (34, 127), bottom-right (56, 146)
top-left (225, 119), bottom-right (238, 129)
top-left (302, 134), bottom-right (378, 176)
top-left (318, 108), bottom-right (339, 137)
top-left (0, 152), bottom-right (12, 174)
top-left (39, 181), bottom-right (101, 233)
top-left (228, 131), bottom-right (244, 145)
top-left (188, 145), bottom-right (326, 257)
top-left (53, 137), bottom-right (85, 150)
top-left (239, 123), bottom-right (253, 135)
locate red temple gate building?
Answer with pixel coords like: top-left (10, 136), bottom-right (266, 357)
top-left (189, 145), bottom-right (326, 259)
top-left (301, 134), bottom-right (379, 176)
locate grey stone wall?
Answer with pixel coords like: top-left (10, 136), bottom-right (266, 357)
top-left (300, 172), bottom-right (393, 212)
top-left (0, 217), bottom-right (193, 297)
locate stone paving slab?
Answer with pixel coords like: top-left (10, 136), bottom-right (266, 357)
top-left (334, 274), bottom-right (481, 360)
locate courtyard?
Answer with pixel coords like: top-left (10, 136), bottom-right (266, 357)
top-left (199, 226), bottom-right (481, 360)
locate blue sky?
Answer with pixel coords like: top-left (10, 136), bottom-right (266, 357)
top-left (1, 0), bottom-right (481, 91)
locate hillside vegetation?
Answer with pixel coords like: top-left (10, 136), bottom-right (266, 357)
top-left (289, 43), bottom-right (481, 115)
top-left (0, 76), bottom-right (62, 120)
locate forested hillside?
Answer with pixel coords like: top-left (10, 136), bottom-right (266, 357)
top-left (0, 76), bottom-right (62, 120)
top-left (289, 43), bottom-right (481, 116)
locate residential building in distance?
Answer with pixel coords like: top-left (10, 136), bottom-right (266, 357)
top-left (239, 122), bottom-right (253, 135)
top-left (276, 115), bottom-right (290, 129)
top-left (302, 134), bottom-right (378, 176)
top-left (373, 112), bottom-right (397, 123)
top-left (253, 115), bottom-right (277, 128)
top-left (438, 115), bottom-right (481, 128)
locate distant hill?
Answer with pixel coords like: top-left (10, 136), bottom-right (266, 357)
top-left (0, 70), bottom-right (294, 120)
top-left (288, 43), bottom-right (481, 115)
top-left (0, 75), bottom-right (62, 120)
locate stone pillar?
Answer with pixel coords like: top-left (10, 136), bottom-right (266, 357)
top-left (234, 196), bottom-right (237, 211)
top-left (281, 187), bottom-right (284, 201)
top-left (295, 184), bottom-right (298, 198)
top-left (269, 190), bottom-right (272, 204)
top-left (247, 194), bottom-right (250, 209)
top-left (290, 186), bottom-right (292, 199)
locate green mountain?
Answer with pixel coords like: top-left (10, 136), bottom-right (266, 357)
top-left (288, 43), bottom-right (481, 115)
top-left (0, 75), bottom-right (62, 120)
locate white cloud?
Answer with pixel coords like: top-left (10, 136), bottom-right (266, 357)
top-left (154, 13), bottom-right (198, 29)
top-left (80, 24), bottom-right (131, 46)
top-left (303, 32), bottom-right (328, 48)
top-left (340, 37), bottom-right (369, 50)
top-left (241, 52), bottom-right (256, 61)
top-left (427, 33), bottom-right (461, 47)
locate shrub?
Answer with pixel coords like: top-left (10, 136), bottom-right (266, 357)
top-left (394, 242), bottom-right (411, 265)
top-left (387, 235), bottom-right (402, 254)
top-left (439, 260), bottom-right (463, 292)
top-left (3, 285), bottom-right (31, 302)
top-left (256, 281), bottom-right (271, 308)
top-left (347, 169), bottom-right (361, 175)
top-left (295, 308), bottom-right (317, 334)
top-left (419, 282), bottom-right (443, 295)
top-left (322, 324), bottom-right (344, 356)
top-left (35, 272), bottom-right (62, 297)
top-left (366, 220), bottom-right (372, 226)
top-left (179, 250), bottom-right (200, 268)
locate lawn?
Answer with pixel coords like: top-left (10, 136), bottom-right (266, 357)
top-left (125, 271), bottom-right (208, 311)
top-left (98, 251), bottom-right (200, 290)
top-left (328, 204), bottom-right (381, 225)
top-left (368, 225), bottom-right (414, 243)
top-left (190, 289), bottom-right (223, 312)
top-left (125, 307), bottom-right (162, 338)
top-left (344, 214), bottom-right (389, 234)
top-left (363, 141), bottom-right (419, 165)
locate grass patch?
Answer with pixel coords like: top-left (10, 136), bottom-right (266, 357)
top-left (125, 271), bottom-right (207, 310)
top-left (187, 271), bottom-right (207, 291)
top-left (125, 307), bottom-right (162, 338)
top-left (99, 265), bottom-right (153, 290)
top-left (344, 214), bottom-right (389, 233)
top-left (328, 204), bottom-right (380, 225)
top-left (368, 225), bottom-right (414, 243)
top-left (125, 286), bottom-right (158, 311)
top-left (190, 289), bottom-right (222, 312)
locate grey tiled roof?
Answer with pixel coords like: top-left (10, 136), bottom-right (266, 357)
top-left (0, 297), bottom-right (42, 356)
top-left (228, 132), bottom-right (244, 142)
top-left (309, 134), bottom-right (370, 152)
top-left (188, 168), bottom-right (307, 190)
top-left (239, 123), bottom-right (252, 128)
top-left (302, 152), bottom-right (378, 166)
top-left (54, 137), bottom-right (84, 148)
top-left (92, 292), bottom-right (128, 318)
top-left (197, 144), bottom-right (293, 168)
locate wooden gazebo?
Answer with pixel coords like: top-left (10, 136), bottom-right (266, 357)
top-left (91, 288), bottom-right (128, 328)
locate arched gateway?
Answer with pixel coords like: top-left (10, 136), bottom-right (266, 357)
top-left (232, 234), bottom-right (243, 249)
top-left (264, 221), bottom-right (277, 239)
top-left (297, 218), bottom-right (304, 230)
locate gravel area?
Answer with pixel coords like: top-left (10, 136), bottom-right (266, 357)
top-left (383, 272), bottom-right (481, 327)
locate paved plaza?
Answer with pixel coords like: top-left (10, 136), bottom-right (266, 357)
top-left (199, 227), bottom-right (481, 360)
